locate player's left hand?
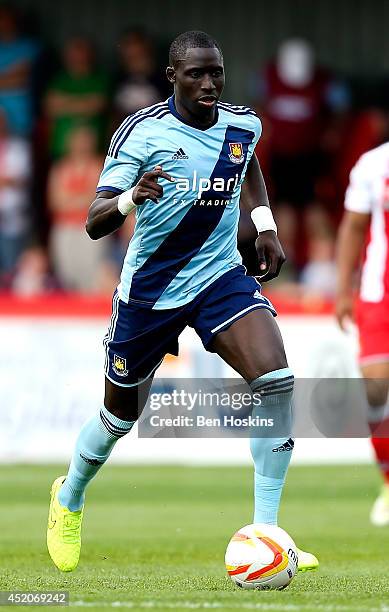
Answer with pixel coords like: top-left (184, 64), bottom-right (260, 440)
top-left (254, 230), bottom-right (286, 282)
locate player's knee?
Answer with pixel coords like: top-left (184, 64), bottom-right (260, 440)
top-left (104, 401), bottom-right (139, 422)
top-left (364, 379), bottom-right (389, 407)
top-left (246, 353), bottom-right (289, 383)
top-left (104, 377), bottom-right (150, 421)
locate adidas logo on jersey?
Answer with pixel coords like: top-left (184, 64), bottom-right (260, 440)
top-left (172, 148), bottom-right (189, 160)
top-left (272, 438), bottom-right (295, 453)
top-left (253, 290), bottom-right (262, 299)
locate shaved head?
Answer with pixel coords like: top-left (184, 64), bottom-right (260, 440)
top-left (169, 30), bottom-right (222, 68)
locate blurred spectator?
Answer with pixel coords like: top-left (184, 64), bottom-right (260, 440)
top-left (45, 36), bottom-right (109, 159)
top-left (0, 109), bottom-right (31, 283)
top-left (336, 109), bottom-right (389, 199)
top-left (112, 28), bottom-right (169, 126)
top-left (268, 205), bottom-right (336, 303)
top-left (300, 230), bottom-right (337, 299)
top-left (254, 39), bottom-right (350, 266)
top-left (0, 3), bottom-right (39, 136)
top-left (11, 246), bottom-right (55, 295)
top-left (47, 125), bottom-right (117, 293)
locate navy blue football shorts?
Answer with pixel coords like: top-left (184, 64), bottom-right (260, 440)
top-left (104, 265), bottom-right (276, 387)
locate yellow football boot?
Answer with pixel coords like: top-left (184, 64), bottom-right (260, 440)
top-left (297, 547), bottom-right (319, 572)
top-left (47, 476), bottom-right (83, 572)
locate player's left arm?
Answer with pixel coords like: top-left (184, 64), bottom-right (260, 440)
top-left (242, 152), bottom-right (285, 281)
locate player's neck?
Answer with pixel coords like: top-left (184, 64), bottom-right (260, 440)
top-left (173, 96), bottom-right (217, 129)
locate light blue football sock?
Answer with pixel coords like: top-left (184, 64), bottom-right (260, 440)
top-left (249, 368), bottom-right (294, 525)
top-left (58, 406), bottom-right (135, 511)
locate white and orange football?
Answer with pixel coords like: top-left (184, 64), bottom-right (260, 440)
top-left (225, 523), bottom-right (298, 590)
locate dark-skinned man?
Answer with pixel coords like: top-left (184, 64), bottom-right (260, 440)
top-left (47, 30), bottom-right (318, 573)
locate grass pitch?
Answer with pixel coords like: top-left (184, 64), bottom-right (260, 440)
top-left (0, 464), bottom-right (389, 611)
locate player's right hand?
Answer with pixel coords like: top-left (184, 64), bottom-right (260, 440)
top-left (132, 166), bottom-right (175, 205)
top-left (335, 293), bottom-right (354, 331)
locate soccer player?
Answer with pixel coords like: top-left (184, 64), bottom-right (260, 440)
top-left (336, 140), bottom-right (389, 525)
top-left (47, 31), bottom-right (318, 572)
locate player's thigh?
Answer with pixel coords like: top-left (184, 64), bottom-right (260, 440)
top-left (210, 308), bottom-right (288, 382)
top-left (104, 375), bottom-right (154, 421)
top-left (361, 362), bottom-right (389, 407)
top-left (103, 292), bottom-right (185, 420)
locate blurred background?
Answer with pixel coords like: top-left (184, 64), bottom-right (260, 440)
top-left (1, 0), bottom-right (387, 463)
top-left (1, 0), bottom-right (389, 299)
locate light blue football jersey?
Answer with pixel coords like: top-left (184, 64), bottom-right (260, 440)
top-left (97, 96), bottom-right (261, 309)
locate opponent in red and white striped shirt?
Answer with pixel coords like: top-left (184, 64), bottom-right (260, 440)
top-left (336, 141), bottom-right (389, 525)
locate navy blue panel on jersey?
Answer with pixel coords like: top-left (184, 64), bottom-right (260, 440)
top-left (105, 266), bottom-right (276, 387)
top-left (97, 97), bottom-right (262, 309)
top-left (128, 126), bottom-right (255, 307)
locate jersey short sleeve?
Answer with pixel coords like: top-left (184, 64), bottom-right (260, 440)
top-left (242, 111), bottom-right (262, 152)
top-left (344, 154), bottom-right (373, 214)
top-left (96, 121), bottom-right (147, 194)
top-left (251, 114), bottom-right (262, 147)
top-left (243, 112), bottom-right (262, 164)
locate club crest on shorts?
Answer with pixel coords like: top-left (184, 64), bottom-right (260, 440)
top-left (113, 355), bottom-right (128, 377)
top-left (228, 142), bottom-right (244, 164)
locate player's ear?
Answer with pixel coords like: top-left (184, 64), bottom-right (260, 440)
top-left (166, 66), bottom-right (176, 84)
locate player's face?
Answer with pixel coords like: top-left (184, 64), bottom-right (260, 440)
top-left (168, 47), bottom-right (225, 121)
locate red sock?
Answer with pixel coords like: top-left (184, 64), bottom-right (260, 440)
top-left (371, 437), bottom-right (389, 483)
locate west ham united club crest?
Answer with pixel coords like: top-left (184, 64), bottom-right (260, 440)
top-left (113, 355), bottom-right (128, 377)
top-left (228, 142), bottom-right (244, 164)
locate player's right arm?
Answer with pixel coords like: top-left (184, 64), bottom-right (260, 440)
top-left (86, 167), bottom-right (173, 240)
top-left (335, 154), bottom-right (372, 330)
top-left (86, 117), bottom-right (174, 240)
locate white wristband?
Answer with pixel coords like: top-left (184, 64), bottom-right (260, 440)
top-left (117, 187), bottom-right (136, 216)
top-left (251, 206), bottom-right (277, 234)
